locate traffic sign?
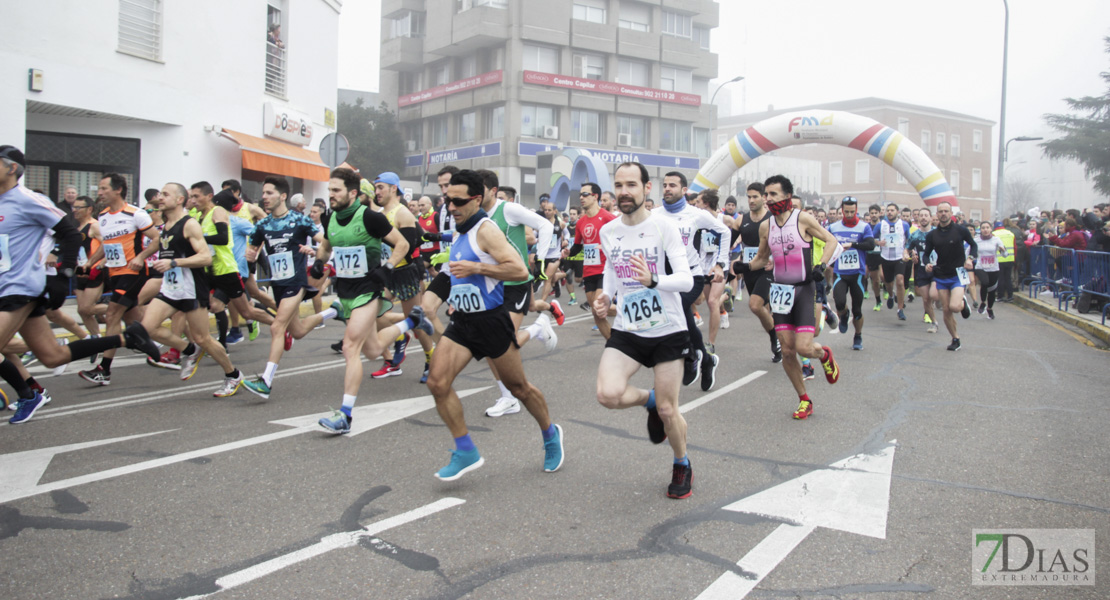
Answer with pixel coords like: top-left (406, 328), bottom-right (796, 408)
top-left (319, 132), bottom-right (350, 168)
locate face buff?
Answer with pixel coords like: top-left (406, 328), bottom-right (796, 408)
top-left (767, 199), bottom-right (793, 216)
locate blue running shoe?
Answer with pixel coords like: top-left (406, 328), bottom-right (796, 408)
top-left (319, 410), bottom-right (351, 434)
top-left (435, 448), bottom-right (484, 481)
top-left (331, 300), bottom-right (348, 323)
top-left (853, 334), bottom-right (863, 351)
top-left (838, 313), bottom-right (849, 334)
top-left (543, 424), bottom-right (565, 472)
top-left (9, 391), bottom-right (46, 425)
top-left (897, 308), bottom-right (906, 321)
top-left (420, 362), bottom-right (430, 385)
top-left (407, 306), bottom-right (435, 336)
top-left (226, 328), bottom-right (245, 345)
top-left (392, 333), bottom-right (410, 367)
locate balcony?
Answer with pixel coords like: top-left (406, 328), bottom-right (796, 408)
top-left (381, 35), bottom-right (424, 71)
top-left (264, 41), bottom-right (286, 98)
top-left (425, 4), bottom-right (510, 56)
top-left (382, 0), bottom-right (425, 19)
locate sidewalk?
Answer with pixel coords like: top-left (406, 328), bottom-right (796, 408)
top-left (1012, 291), bottom-right (1110, 347)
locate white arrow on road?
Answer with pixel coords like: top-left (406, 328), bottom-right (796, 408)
top-left (0, 387), bottom-right (491, 504)
top-left (695, 440), bottom-right (897, 600)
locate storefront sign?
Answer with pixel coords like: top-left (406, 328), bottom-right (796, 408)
top-left (519, 142), bottom-right (700, 169)
top-left (522, 71), bottom-right (701, 107)
top-left (405, 142), bottom-right (502, 168)
top-left (264, 102), bottom-right (314, 146)
top-left (398, 70), bottom-right (504, 108)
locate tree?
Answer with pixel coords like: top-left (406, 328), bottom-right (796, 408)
top-left (1004, 177), bottom-right (1041, 217)
top-left (1041, 36), bottom-right (1110, 198)
top-left (337, 99), bottom-right (405, 177)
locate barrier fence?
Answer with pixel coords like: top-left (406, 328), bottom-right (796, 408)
top-left (1023, 245), bottom-right (1110, 325)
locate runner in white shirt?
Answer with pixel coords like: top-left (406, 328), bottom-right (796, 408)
top-left (595, 161), bottom-right (695, 499)
top-left (692, 190), bottom-right (728, 360)
top-left (973, 221), bottom-right (1008, 320)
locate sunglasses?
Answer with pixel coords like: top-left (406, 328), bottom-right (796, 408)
top-left (447, 195), bottom-right (480, 207)
top-left (579, 192), bottom-right (595, 197)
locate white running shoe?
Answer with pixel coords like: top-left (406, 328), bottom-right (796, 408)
top-left (536, 313), bottom-right (558, 353)
top-left (52, 339), bottom-right (69, 376)
top-left (485, 396), bottom-right (520, 417)
top-left (720, 313), bottom-right (730, 329)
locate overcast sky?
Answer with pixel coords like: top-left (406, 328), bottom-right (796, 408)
top-left (339, 0), bottom-right (1109, 149)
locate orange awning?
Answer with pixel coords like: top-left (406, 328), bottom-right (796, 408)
top-left (219, 128), bottom-right (329, 182)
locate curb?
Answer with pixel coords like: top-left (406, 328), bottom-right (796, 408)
top-left (1012, 294), bottom-right (1110, 346)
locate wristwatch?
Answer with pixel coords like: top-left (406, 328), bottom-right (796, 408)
top-left (647, 273), bottom-right (659, 289)
top-left (170, 259), bottom-right (178, 269)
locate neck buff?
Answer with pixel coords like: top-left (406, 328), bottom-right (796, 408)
top-left (456, 208), bottom-right (488, 235)
top-left (333, 201), bottom-right (359, 222)
top-left (767, 199), bottom-right (793, 216)
top-left (842, 215), bottom-right (859, 227)
top-left (664, 196), bottom-right (687, 213)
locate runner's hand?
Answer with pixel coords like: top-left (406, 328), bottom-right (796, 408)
top-left (151, 259), bottom-right (172, 273)
top-left (593, 292), bottom-right (611, 318)
top-left (629, 254), bottom-right (653, 288)
top-left (449, 259), bottom-right (480, 278)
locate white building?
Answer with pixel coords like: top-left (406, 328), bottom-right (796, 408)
top-left (1, 0), bottom-right (341, 205)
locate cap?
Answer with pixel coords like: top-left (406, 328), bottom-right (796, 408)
top-left (374, 172), bottom-right (401, 187)
top-left (994, 220), bottom-right (1003, 228)
top-left (360, 178), bottom-right (373, 197)
top-left (0, 145), bottom-right (26, 168)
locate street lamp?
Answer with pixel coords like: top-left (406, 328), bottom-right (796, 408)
top-left (999, 135), bottom-right (1043, 216)
top-left (1004, 136), bottom-right (1043, 161)
top-left (709, 75), bottom-right (744, 192)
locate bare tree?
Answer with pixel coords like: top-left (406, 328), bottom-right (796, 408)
top-left (1004, 177), bottom-right (1041, 217)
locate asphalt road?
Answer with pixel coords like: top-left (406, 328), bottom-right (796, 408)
top-left (1, 294), bottom-right (1107, 599)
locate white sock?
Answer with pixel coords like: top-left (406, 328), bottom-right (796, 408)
top-left (319, 307), bottom-right (338, 321)
top-left (263, 361), bottom-right (278, 386)
top-left (341, 394), bottom-right (356, 413)
top-left (497, 380), bottom-right (515, 399)
top-left (525, 322), bottom-right (544, 341)
top-left (396, 319), bottom-right (413, 335)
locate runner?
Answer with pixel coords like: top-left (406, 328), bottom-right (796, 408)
top-left (561, 206), bottom-right (582, 305)
top-left (72, 196), bottom-right (109, 338)
top-left (216, 188), bottom-right (269, 345)
top-left (425, 169), bottom-right (563, 480)
top-left (865, 204), bottom-right (884, 309)
top-left (974, 220), bottom-right (1008, 320)
top-left (653, 172), bottom-right (729, 391)
top-left (923, 201), bottom-right (977, 351)
top-left (536, 200), bottom-right (568, 322)
top-left (827, 197), bottom-right (875, 350)
top-left (729, 182), bottom-right (783, 363)
top-left (562, 182), bottom-right (617, 340)
top-left (904, 207), bottom-right (938, 332)
top-left (593, 161), bottom-right (694, 499)
top-left (692, 190), bottom-right (727, 359)
top-left (739, 175), bottom-right (841, 420)
top-left (876, 203), bottom-right (911, 321)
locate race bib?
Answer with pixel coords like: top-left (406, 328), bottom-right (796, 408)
top-left (332, 246), bottom-right (368, 278)
top-left (78, 246), bottom-right (88, 267)
top-left (956, 267), bottom-right (970, 286)
top-left (837, 250), bottom-right (861, 271)
top-left (420, 239), bottom-right (435, 250)
top-left (584, 243), bottom-right (601, 266)
top-left (104, 243), bottom-right (126, 268)
top-left (268, 251), bottom-right (294, 281)
top-left (162, 266), bottom-right (187, 295)
top-left (447, 283), bottom-right (486, 313)
top-left (0, 234), bottom-right (9, 273)
top-left (979, 255), bottom-right (996, 268)
top-left (768, 282), bottom-right (796, 315)
top-left (886, 234), bottom-right (899, 246)
top-left (620, 287), bottom-right (669, 332)
top-left (743, 246), bottom-right (759, 264)
top-left (702, 233), bottom-right (719, 255)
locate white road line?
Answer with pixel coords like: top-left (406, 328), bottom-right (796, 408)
top-left (182, 497), bottom-right (466, 600)
top-left (680, 370), bottom-right (766, 414)
top-left (695, 523), bottom-right (816, 600)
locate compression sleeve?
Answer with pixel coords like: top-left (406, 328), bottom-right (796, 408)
top-left (51, 214), bottom-right (83, 271)
top-left (399, 226), bottom-right (419, 255)
top-left (204, 221), bottom-right (229, 245)
top-left (567, 243), bottom-right (583, 257)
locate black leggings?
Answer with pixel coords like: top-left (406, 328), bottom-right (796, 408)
top-left (833, 273), bottom-right (865, 321)
top-left (976, 269), bottom-right (1000, 309)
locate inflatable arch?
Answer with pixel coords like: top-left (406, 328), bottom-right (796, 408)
top-left (689, 110), bottom-right (958, 209)
top-left (547, 148), bottom-right (613, 213)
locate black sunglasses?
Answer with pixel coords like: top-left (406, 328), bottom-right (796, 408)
top-left (447, 195), bottom-right (480, 207)
top-left (579, 192), bottom-right (595, 197)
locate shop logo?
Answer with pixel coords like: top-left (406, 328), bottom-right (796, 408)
top-left (972, 529), bottom-right (1094, 586)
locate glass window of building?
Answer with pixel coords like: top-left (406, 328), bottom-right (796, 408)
top-left (573, 53), bottom-right (605, 80)
top-left (403, 123), bottom-right (421, 151)
top-left (921, 130), bottom-right (931, 154)
top-left (661, 10), bottom-right (692, 38)
top-left (119, 0), bottom-right (163, 61)
top-left (660, 66), bottom-right (692, 93)
top-left (430, 116), bottom-right (448, 147)
top-left (399, 71), bottom-right (423, 95)
top-left (936, 132), bottom-right (946, 155)
top-left (389, 11), bottom-right (425, 39)
top-left (521, 104), bottom-right (557, 137)
top-left (897, 118), bottom-right (909, 136)
top-left (572, 0), bottom-right (607, 24)
top-left (950, 134), bottom-right (960, 157)
top-left (973, 129), bottom-right (982, 152)
top-left (458, 111), bottom-right (476, 143)
top-left (571, 110), bottom-right (601, 144)
top-left (617, 116), bottom-right (647, 148)
top-left (660, 119), bottom-right (692, 153)
top-left (695, 128), bottom-right (710, 158)
top-left (855, 159), bottom-right (870, 183)
top-left (618, 2), bottom-right (651, 31)
top-left (692, 25), bottom-right (710, 49)
top-left (457, 55), bottom-right (477, 78)
top-left (971, 168), bottom-right (982, 191)
top-left (457, 0), bottom-right (507, 11)
top-left (487, 106), bottom-right (505, 139)
top-left (431, 62), bottom-right (451, 86)
top-left (829, 161), bottom-right (843, 185)
top-left (618, 59), bottom-right (649, 87)
top-left (523, 44), bottom-right (559, 72)
top-left (950, 170), bottom-right (960, 194)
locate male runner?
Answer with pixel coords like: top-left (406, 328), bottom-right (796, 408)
top-left (739, 175), bottom-right (841, 420)
top-left (425, 169), bottom-right (563, 480)
top-left (561, 206), bottom-right (582, 305)
top-left (827, 197), bottom-right (875, 350)
top-left (692, 190), bottom-right (727, 358)
top-left (729, 182), bottom-right (782, 363)
top-left (876, 202), bottom-right (911, 320)
top-left (594, 161), bottom-right (694, 499)
top-left (72, 196), bottom-right (108, 337)
top-left (904, 207), bottom-right (938, 332)
top-left (923, 201), bottom-right (977, 351)
top-left (865, 204), bottom-right (884, 308)
top-left (562, 183), bottom-right (617, 339)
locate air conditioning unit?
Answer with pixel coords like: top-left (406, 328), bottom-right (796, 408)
top-left (541, 125), bottom-right (559, 139)
top-left (405, 140), bottom-right (417, 151)
top-left (617, 133), bottom-right (632, 147)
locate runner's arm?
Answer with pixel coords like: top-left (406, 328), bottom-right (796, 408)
top-left (51, 214), bottom-right (82, 273)
top-left (473, 221), bottom-right (529, 282)
top-left (503, 202), bottom-right (553, 261)
top-left (658, 220), bottom-right (694, 293)
top-left (179, 219), bottom-right (213, 268)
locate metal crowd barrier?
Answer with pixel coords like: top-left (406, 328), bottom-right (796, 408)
top-left (1025, 245), bottom-right (1110, 325)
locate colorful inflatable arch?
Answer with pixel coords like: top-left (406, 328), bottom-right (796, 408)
top-left (547, 148), bottom-right (613, 213)
top-left (690, 110), bottom-right (958, 209)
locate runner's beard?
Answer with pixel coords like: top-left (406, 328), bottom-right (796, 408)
top-left (618, 194), bottom-right (642, 215)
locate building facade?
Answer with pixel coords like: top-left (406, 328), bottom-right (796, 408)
top-left (380, 0), bottom-right (721, 202)
top-left (716, 98), bottom-right (995, 221)
top-left (1, 0), bottom-right (341, 205)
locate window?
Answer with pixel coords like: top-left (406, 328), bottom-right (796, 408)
top-left (457, 55), bottom-right (477, 79)
top-left (487, 106), bottom-right (505, 139)
top-left (118, 0), bottom-right (163, 61)
top-left (936, 132), bottom-right (946, 155)
top-left (521, 104), bottom-right (557, 137)
top-left (660, 66), bottom-right (692, 93)
top-left (695, 128), bottom-right (710, 158)
top-left (572, 0), bottom-right (606, 24)
top-left (403, 123), bottom-right (422, 152)
top-left (457, 0), bottom-right (507, 11)
top-left (829, 161), bottom-right (843, 185)
top-left (430, 116), bottom-right (448, 147)
top-left (855, 159), bottom-right (870, 184)
top-left (897, 172), bottom-right (906, 184)
top-left (618, 59), bottom-right (649, 87)
top-left (573, 53), bottom-right (605, 80)
top-left (431, 63), bottom-right (450, 86)
top-left (571, 110), bottom-right (601, 143)
top-left (523, 44), bottom-right (559, 72)
top-left (458, 111), bottom-right (476, 143)
top-left (921, 130), bottom-right (931, 154)
top-left (661, 10), bottom-right (692, 38)
top-left (973, 129), bottom-right (983, 152)
top-left (970, 209), bottom-right (983, 222)
top-left (660, 119), bottom-right (693, 153)
top-left (264, 2), bottom-right (285, 96)
top-left (618, 1), bottom-right (651, 32)
top-left (692, 26), bottom-right (710, 50)
top-left (617, 115), bottom-right (647, 148)
top-left (897, 118), bottom-right (909, 136)
top-left (950, 134), bottom-right (960, 157)
top-left (389, 11), bottom-right (425, 39)
top-left (950, 170), bottom-right (959, 195)
top-left (479, 46), bottom-right (505, 72)
top-left (399, 71), bottom-right (423, 95)
top-left (971, 168), bottom-right (982, 191)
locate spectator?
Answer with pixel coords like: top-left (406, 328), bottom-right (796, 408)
top-left (58, 185), bottom-right (78, 217)
top-left (267, 24), bottom-right (284, 49)
top-left (1047, 217), bottom-right (1087, 250)
top-left (290, 193), bottom-right (306, 214)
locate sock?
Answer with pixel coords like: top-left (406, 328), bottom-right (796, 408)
top-left (215, 311), bottom-right (228, 346)
top-left (497, 380), bottom-right (514, 399)
top-left (424, 348), bottom-right (434, 362)
top-left (341, 394), bottom-right (356, 420)
top-left (319, 307), bottom-right (338, 321)
top-left (542, 424), bottom-right (556, 441)
top-left (396, 319), bottom-right (413, 335)
top-left (230, 326), bottom-right (241, 336)
top-left (183, 342), bottom-right (197, 357)
top-left (569, 292), bottom-right (576, 300)
top-left (799, 393), bottom-right (811, 403)
top-left (801, 357), bottom-right (811, 367)
top-left (0, 360), bottom-right (33, 399)
top-left (455, 433), bottom-right (476, 452)
top-left (263, 361), bottom-right (278, 386)
top-left (822, 347), bottom-right (831, 362)
top-left (644, 389), bottom-right (656, 411)
top-left (26, 377), bottom-right (43, 393)
top-left (524, 322), bottom-right (543, 341)
top-left (674, 455), bottom-right (690, 466)
top-left (101, 356), bottom-right (113, 374)
top-left (66, 334), bottom-right (123, 361)
top-left (225, 368), bottom-right (240, 379)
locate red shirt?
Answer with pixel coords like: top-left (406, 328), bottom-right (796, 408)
top-left (417, 211), bottom-right (439, 253)
top-left (574, 209), bottom-right (618, 277)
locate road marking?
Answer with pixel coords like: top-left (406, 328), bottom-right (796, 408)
top-left (680, 371), bottom-right (766, 414)
top-left (0, 388), bottom-right (489, 504)
top-left (180, 497), bottom-right (466, 600)
top-left (696, 440), bottom-right (898, 599)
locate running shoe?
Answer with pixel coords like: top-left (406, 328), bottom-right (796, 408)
top-left (720, 313), bottom-right (730, 329)
top-left (420, 362), bottom-right (430, 385)
top-left (226, 328), bottom-right (245, 345)
top-left (897, 309), bottom-right (906, 321)
top-left (244, 376), bottom-right (271, 399)
top-left (824, 306), bottom-right (838, 330)
top-left (873, 302), bottom-right (882, 312)
top-left (852, 334), bottom-right (863, 351)
top-left (887, 295), bottom-right (894, 309)
top-left (820, 346), bottom-right (839, 384)
top-left (331, 340), bottom-right (344, 354)
top-left (666, 461), bottom-right (693, 499)
top-left (960, 298), bottom-right (971, 319)
top-left (682, 349), bottom-right (702, 386)
top-left (331, 300), bottom-right (347, 323)
top-left (407, 306), bottom-right (435, 336)
top-left (78, 365), bottom-right (110, 386)
top-left (700, 352), bottom-right (719, 392)
top-left (123, 322), bottom-right (162, 362)
top-left (947, 338), bottom-right (962, 352)
top-left (723, 286), bottom-right (734, 313)
top-left (792, 400), bottom-right (813, 420)
top-left (802, 363), bottom-right (815, 380)
top-left (646, 405), bottom-right (667, 444)
top-left (838, 314), bottom-right (849, 334)
top-left (284, 330), bottom-right (294, 351)
top-left (9, 391), bottom-right (46, 425)
top-left (550, 299), bottom-right (565, 326)
top-left (435, 448), bottom-right (484, 481)
top-left (771, 334), bottom-right (783, 363)
top-left (924, 313), bottom-right (933, 324)
top-left (693, 312), bottom-right (703, 327)
top-left (51, 339), bottom-right (69, 376)
top-left (319, 410), bottom-right (351, 435)
top-left (580, 302), bottom-right (591, 312)
top-left (20, 351), bottom-right (38, 367)
top-left (568, 297), bottom-right (577, 306)
top-left (906, 291), bottom-right (915, 303)
top-left (978, 304), bottom-right (986, 316)
top-left (987, 308), bottom-right (995, 320)
top-left (392, 333), bottom-right (410, 366)
top-left (926, 324), bottom-right (938, 334)
top-left (180, 348), bottom-right (205, 381)
top-left (536, 313), bottom-right (558, 353)
top-left (543, 424), bottom-right (564, 472)
top-left (36, 386), bottom-right (52, 406)
top-left (371, 362), bottom-right (402, 379)
top-left (314, 323), bottom-right (326, 330)
top-left (213, 371), bottom-right (244, 397)
top-left (485, 396), bottom-right (520, 417)
top-left (248, 320), bottom-right (260, 341)
top-left (864, 290), bottom-right (870, 300)
top-left (705, 343), bottom-right (715, 356)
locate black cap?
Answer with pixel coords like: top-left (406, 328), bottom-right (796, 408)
top-left (0, 145), bottom-right (26, 168)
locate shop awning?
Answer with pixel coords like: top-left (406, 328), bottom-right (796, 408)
top-left (219, 128), bottom-right (329, 182)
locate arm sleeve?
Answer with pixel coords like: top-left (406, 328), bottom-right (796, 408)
top-left (657, 221), bottom-right (694, 293)
top-left (504, 202), bottom-right (553, 259)
top-left (697, 211), bottom-right (731, 266)
top-left (51, 214), bottom-right (83, 270)
top-left (362, 209), bottom-right (394, 239)
top-left (923, 232), bottom-right (935, 265)
top-left (567, 243), bottom-right (583, 256)
top-left (399, 226), bottom-right (420, 254)
top-left (854, 232), bottom-right (876, 252)
top-left (203, 221), bottom-right (229, 245)
top-left (249, 224), bottom-right (265, 249)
